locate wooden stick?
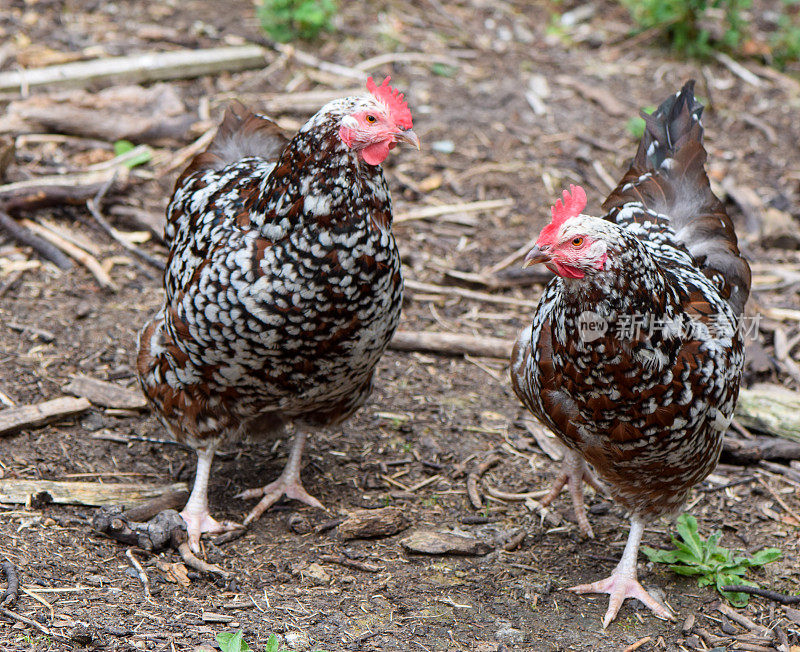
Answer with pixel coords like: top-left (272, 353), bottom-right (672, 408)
top-left (354, 51), bottom-right (464, 71)
top-left (389, 330), bottom-right (512, 359)
top-left (0, 396), bottom-right (91, 437)
top-left (0, 45), bottom-right (269, 93)
top-left (86, 198), bottom-right (165, 272)
top-left (394, 199), bottom-right (513, 224)
top-left (178, 542), bottom-right (230, 578)
top-left (64, 374), bottom-right (148, 410)
top-left (125, 548), bottom-right (152, 600)
top-left (0, 166), bottom-right (129, 213)
top-left (484, 234), bottom-right (538, 275)
top-left (269, 42), bottom-right (364, 80)
top-left (404, 279), bottom-right (537, 308)
top-left (719, 585), bottom-right (800, 606)
top-left (0, 209), bottom-right (72, 269)
top-left (1, 562), bottom-right (19, 607)
top-left (0, 479), bottom-right (187, 507)
top-left (20, 219), bottom-right (118, 291)
top-left (467, 455), bottom-right (500, 509)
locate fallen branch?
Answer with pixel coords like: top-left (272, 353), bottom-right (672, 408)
top-left (394, 198), bottom-right (513, 224)
top-left (404, 279), bottom-right (537, 308)
top-left (0, 209), bottom-right (72, 269)
top-left (0, 45), bottom-right (268, 93)
top-left (21, 219), bottom-right (117, 291)
top-left (0, 479), bottom-right (187, 507)
top-left (0, 166), bottom-right (129, 213)
top-left (64, 374), bottom-right (148, 411)
top-left (720, 585), bottom-right (800, 605)
top-left (0, 396), bottom-right (91, 437)
top-left (1, 562), bottom-right (19, 607)
top-left (389, 330), bottom-right (512, 359)
top-left (722, 435), bottom-right (800, 464)
top-left (736, 385), bottom-right (800, 441)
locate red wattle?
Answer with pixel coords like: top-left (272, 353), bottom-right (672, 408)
top-left (361, 140), bottom-right (391, 165)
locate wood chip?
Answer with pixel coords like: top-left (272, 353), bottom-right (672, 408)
top-left (0, 396), bottom-right (91, 437)
top-left (400, 530), bottom-right (492, 556)
top-left (337, 506), bottom-right (409, 540)
top-left (64, 375), bottom-right (147, 410)
top-left (0, 479), bottom-right (187, 507)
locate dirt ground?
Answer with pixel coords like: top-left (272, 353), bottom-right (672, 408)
top-left (1, 1), bottom-right (800, 650)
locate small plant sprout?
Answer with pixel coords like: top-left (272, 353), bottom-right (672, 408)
top-left (258, 0), bottom-right (337, 43)
top-left (217, 630), bottom-right (330, 652)
top-left (641, 514), bottom-right (780, 607)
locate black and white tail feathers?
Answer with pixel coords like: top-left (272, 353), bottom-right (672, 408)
top-left (603, 80), bottom-right (751, 315)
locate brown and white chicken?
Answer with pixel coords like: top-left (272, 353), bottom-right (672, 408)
top-left (136, 77), bottom-right (419, 551)
top-left (511, 81), bottom-right (750, 626)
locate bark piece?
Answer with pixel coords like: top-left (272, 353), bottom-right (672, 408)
top-left (337, 507), bottom-right (408, 540)
top-left (0, 397), bottom-right (91, 437)
top-left (401, 529), bottom-right (493, 556)
top-left (0, 479), bottom-right (187, 507)
top-left (64, 375), bottom-right (147, 410)
top-left (2, 84), bottom-right (192, 142)
top-left (736, 385), bottom-right (800, 441)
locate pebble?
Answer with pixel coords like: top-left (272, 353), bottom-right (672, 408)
top-left (494, 627), bottom-right (525, 644)
top-left (431, 140), bottom-right (455, 154)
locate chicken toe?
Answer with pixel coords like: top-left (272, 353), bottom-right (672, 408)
top-left (238, 431), bottom-right (325, 526)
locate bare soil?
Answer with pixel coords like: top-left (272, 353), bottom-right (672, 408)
top-left (1, 1), bottom-right (800, 651)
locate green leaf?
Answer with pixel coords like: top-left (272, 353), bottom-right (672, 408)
top-left (264, 634), bottom-right (280, 652)
top-left (675, 514), bottom-right (704, 560)
top-left (217, 630), bottom-right (250, 652)
top-left (113, 139), bottom-right (135, 156)
top-left (749, 548), bottom-right (781, 565)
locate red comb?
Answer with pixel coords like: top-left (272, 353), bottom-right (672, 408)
top-left (366, 76), bottom-right (413, 129)
top-left (538, 185), bottom-right (587, 243)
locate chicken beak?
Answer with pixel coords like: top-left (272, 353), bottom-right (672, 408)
top-left (523, 245), bottom-right (551, 268)
top-left (395, 129), bottom-right (421, 150)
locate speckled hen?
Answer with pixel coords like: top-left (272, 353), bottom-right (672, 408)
top-left (136, 77), bottom-right (419, 551)
top-left (511, 81), bottom-right (750, 626)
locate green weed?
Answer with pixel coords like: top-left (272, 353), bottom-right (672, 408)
top-left (257, 0), bottom-right (337, 43)
top-left (641, 513), bottom-right (781, 607)
top-left (217, 630), bottom-right (329, 652)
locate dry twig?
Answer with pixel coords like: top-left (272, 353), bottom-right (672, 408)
top-left (20, 219), bottom-right (117, 290)
top-left (389, 329), bottom-right (512, 359)
top-left (467, 455), bottom-right (500, 509)
top-left (1, 561), bottom-right (19, 607)
top-left (0, 209), bottom-right (72, 269)
top-left (0, 396), bottom-right (91, 437)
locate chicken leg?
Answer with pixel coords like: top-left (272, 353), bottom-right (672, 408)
top-left (568, 516), bottom-right (675, 627)
top-left (180, 447), bottom-right (242, 552)
top-left (540, 448), bottom-right (606, 538)
top-left (237, 430), bottom-right (324, 526)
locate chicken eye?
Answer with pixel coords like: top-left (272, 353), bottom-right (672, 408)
top-left (571, 236), bottom-right (584, 247)
top-left (366, 115), bottom-right (377, 123)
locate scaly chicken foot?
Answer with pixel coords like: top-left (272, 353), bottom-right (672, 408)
top-left (540, 448), bottom-right (605, 538)
top-left (181, 447), bottom-right (243, 553)
top-left (238, 430), bottom-right (325, 526)
top-left (568, 516), bottom-right (675, 628)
